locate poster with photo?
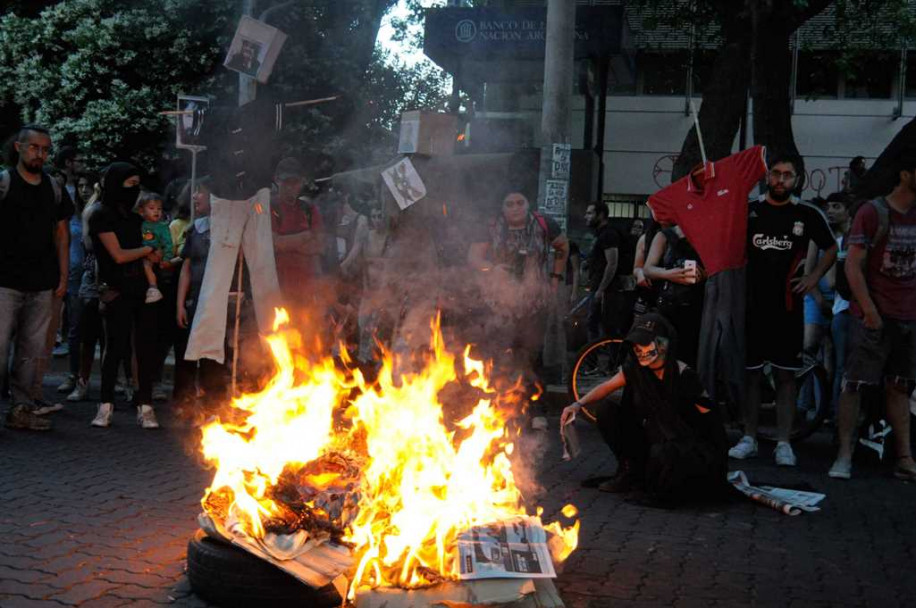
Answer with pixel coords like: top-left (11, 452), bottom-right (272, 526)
top-left (176, 95), bottom-right (209, 150)
top-left (381, 158), bottom-right (427, 211)
top-left (224, 15), bottom-right (288, 84)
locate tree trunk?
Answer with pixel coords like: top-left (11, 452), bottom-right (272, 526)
top-left (750, 10), bottom-right (802, 178)
top-left (671, 10), bottom-right (752, 181)
top-left (857, 115), bottom-right (916, 199)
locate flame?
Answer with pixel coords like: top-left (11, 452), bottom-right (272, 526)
top-left (200, 309), bottom-right (578, 596)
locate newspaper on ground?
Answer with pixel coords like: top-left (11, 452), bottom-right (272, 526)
top-left (560, 412), bottom-right (581, 461)
top-left (727, 471), bottom-right (826, 516)
top-left (457, 518), bottom-right (557, 580)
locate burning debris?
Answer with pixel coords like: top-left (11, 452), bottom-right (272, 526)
top-left (195, 309), bottom-right (578, 604)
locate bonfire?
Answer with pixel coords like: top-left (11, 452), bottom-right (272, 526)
top-left (199, 308), bottom-right (579, 600)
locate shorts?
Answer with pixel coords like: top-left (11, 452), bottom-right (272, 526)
top-left (746, 303), bottom-right (803, 371)
top-left (843, 315), bottom-right (916, 389)
top-left (803, 294), bottom-right (833, 326)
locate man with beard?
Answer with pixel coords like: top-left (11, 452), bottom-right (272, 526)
top-left (561, 314), bottom-right (728, 507)
top-left (728, 155), bottom-right (836, 466)
top-left (0, 125), bottom-right (73, 431)
top-left (829, 152), bottom-right (916, 481)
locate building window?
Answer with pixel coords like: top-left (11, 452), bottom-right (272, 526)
top-left (843, 51), bottom-right (895, 99)
top-left (639, 52), bottom-right (688, 96)
top-left (796, 52), bottom-right (839, 99)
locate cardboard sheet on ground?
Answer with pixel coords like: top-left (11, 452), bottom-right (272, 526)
top-left (198, 513), bottom-right (351, 599)
top-left (728, 471), bottom-right (825, 516)
top-left (354, 578), bottom-right (565, 608)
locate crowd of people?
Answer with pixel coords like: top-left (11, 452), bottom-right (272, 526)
top-left (2, 123), bottom-right (915, 502)
top-left (564, 149), bottom-right (916, 505)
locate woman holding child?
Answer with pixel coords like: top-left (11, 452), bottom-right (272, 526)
top-left (87, 162), bottom-right (162, 429)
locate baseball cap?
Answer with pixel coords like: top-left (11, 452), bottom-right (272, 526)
top-left (276, 157), bottom-right (305, 180)
top-left (625, 313), bottom-right (671, 346)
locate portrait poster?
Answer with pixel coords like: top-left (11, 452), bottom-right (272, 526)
top-left (224, 15), bottom-right (288, 84)
top-left (381, 158), bottom-right (427, 211)
top-left (176, 95), bottom-right (209, 150)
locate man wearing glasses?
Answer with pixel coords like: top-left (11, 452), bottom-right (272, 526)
top-left (728, 155), bottom-right (837, 466)
top-left (0, 125), bottom-right (74, 431)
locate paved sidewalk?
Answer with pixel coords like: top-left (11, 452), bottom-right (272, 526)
top-left (1, 369), bottom-right (915, 607)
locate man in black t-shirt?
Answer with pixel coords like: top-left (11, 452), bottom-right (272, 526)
top-left (584, 202), bottom-right (621, 340)
top-left (0, 125), bottom-right (74, 432)
top-left (729, 155), bottom-right (837, 466)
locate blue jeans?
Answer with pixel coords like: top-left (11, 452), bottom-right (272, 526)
top-left (0, 288), bottom-right (54, 405)
top-left (831, 310), bottom-right (850, 416)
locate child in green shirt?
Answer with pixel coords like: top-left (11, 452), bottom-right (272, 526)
top-left (137, 194), bottom-right (173, 304)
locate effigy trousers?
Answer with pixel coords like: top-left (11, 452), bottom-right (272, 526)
top-left (185, 188), bottom-right (281, 364)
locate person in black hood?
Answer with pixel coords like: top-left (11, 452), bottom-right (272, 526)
top-left (561, 313), bottom-right (728, 507)
top-left (87, 162), bottom-right (162, 429)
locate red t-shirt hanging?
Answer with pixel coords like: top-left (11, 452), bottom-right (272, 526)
top-left (648, 145), bottom-right (767, 276)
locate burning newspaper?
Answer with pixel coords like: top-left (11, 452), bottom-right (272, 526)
top-left (457, 518), bottom-right (556, 580)
top-left (728, 471), bottom-right (825, 516)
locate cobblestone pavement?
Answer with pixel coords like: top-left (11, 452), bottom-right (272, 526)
top-left (1, 367), bottom-right (915, 607)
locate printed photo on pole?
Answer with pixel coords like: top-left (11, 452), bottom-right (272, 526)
top-left (224, 15), bottom-right (288, 84)
top-left (382, 158), bottom-right (427, 211)
top-left (176, 95), bottom-right (209, 150)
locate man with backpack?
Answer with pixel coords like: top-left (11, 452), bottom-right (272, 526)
top-left (0, 125), bottom-right (74, 431)
top-left (829, 152), bottom-right (916, 481)
top-left (469, 190), bottom-right (569, 430)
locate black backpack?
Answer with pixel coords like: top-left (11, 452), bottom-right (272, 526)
top-left (835, 198), bottom-right (890, 301)
top-left (0, 168), bottom-right (63, 206)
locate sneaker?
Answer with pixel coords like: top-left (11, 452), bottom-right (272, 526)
top-left (33, 399), bottom-right (64, 416)
top-left (828, 457), bottom-right (852, 479)
top-left (774, 442), bottom-right (797, 467)
top-left (57, 375), bottom-right (76, 393)
top-left (728, 435), bottom-right (758, 459)
top-left (145, 287), bottom-right (163, 304)
top-left (530, 416), bottom-right (548, 431)
top-left (66, 379), bottom-right (89, 402)
top-left (136, 404), bottom-right (160, 429)
top-left (52, 343), bottom-right (69, 358)
top-left (91, 403), bottom-right (114, 428)
top-left (5, 404), bottom-right (52, 431)
top-left (152, 385), bottom-right (169, 402)
top-left (114, 382), bottom-right (127, 395)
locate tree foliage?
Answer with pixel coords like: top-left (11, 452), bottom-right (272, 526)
top-left (0, 0), bottom-right (450, 176)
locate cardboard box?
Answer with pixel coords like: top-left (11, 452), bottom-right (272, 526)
top-left (398, 111), bottom-right (458, 156)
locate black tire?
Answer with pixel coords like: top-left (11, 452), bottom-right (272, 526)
top-left (757, 364), bottom-right (830, 443)
top-left (186, 531), bottom-right (342, 608)
top-left (569, 338), bottom-right (625, 402)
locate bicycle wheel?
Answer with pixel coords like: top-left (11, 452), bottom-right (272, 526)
top-left (569, 338), bottom-right (626, 402)
top-left (757, 364), bottom-right (830, 443)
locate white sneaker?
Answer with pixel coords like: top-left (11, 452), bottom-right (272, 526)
top-left (67, 379), bottom-right (89, 402)
top-left (728, 435), bottom-right (758, 459)
top-left (774, 442), bottom-right (797, 467)
top-left (137, 404), bottom-right (160, 429)
top-left (145, 287), bottom-right (163, 304)
top-left (828, 457), bottom-right (852, 479)
top-left (91, 403), bottom-right (114, 428)
top-left (531, 416), bottom-right (548, 431)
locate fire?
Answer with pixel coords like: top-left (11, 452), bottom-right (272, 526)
top-left (200, 309), bottom-right (578, 596)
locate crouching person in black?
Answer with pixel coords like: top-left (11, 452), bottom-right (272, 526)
top-left (561, 313), bottom-right (729, 507)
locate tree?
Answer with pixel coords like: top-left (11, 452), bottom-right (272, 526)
top-left (633, 0), bottom-right (915, 183)
top-left (0, 0), bottom-right (449, 176)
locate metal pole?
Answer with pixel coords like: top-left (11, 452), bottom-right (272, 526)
top-left (536, 0), bottom-right (576, 227)
top-left (189, 148), bottom-right (198, 223)
top-left (790, 30), bottom-right (799, 115)
top-left (894, 43), bottom-right (907, 120)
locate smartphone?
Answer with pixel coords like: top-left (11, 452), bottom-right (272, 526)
top-left (683, 260), bottom-right (697, 284)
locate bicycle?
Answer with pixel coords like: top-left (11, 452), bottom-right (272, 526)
top-left (568, 337), bottom-right (831, 443)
